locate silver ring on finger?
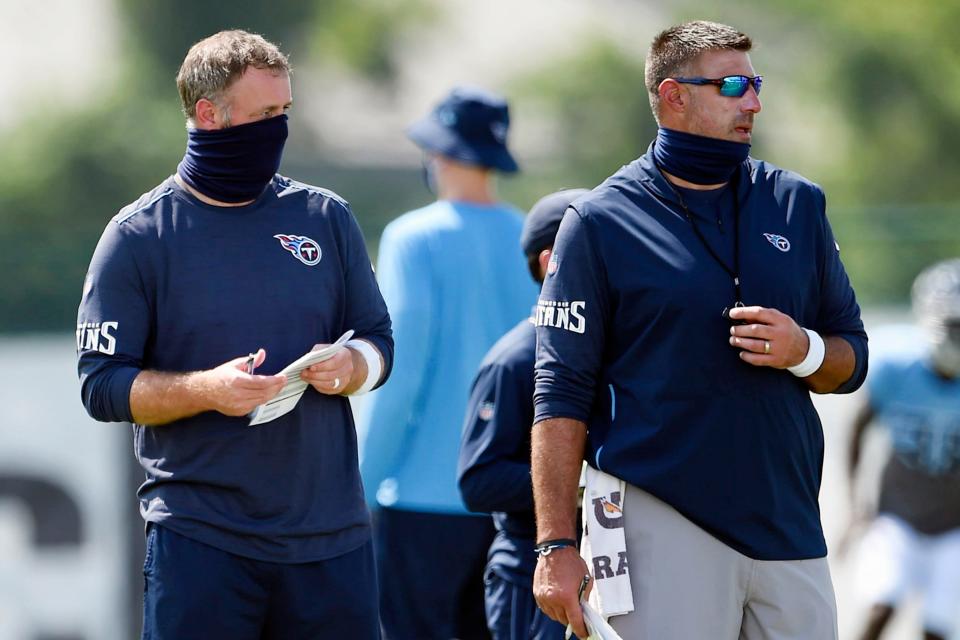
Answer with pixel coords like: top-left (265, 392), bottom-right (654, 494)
top-left (332, 377), bottom-right (340, 390)
top-left (764, 340), bottom-right (771, 355)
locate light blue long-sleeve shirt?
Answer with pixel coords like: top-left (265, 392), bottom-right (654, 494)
top-left (357, 199), bottom-right (539, 514)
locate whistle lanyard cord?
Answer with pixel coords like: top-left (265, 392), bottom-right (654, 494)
top-left (657, 165), bottom-right (743, 305)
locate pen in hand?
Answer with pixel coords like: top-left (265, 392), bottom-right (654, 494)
top-left (577, 573), bottom-right (591, 602)
top-left (245, 352), bottom-right (256, 375)
top-left (564, 573), bottom-right (593, 640)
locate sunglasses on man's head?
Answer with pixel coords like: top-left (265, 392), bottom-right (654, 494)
top-left (673, 75), bottom-right (763, 98)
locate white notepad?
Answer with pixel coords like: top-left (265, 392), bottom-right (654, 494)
top-left (248, 330), bottom-right (354, 426)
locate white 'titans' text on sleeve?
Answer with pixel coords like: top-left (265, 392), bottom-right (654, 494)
top-left (535, 299), bottom-right (586, 334)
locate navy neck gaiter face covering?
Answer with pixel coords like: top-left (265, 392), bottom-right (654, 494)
top-left (653, 127), bottom-right (750, 185)
top-left (177, 114), bottom-right (289, 204)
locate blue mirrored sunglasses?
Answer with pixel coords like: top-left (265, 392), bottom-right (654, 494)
top-left (673, 75), bottom-right (763, 97)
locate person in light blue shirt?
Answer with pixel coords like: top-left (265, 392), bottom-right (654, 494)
top-left (357, 86), bottom-right (539, 640)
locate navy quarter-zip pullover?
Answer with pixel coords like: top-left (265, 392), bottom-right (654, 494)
top-left (533, 148), bottom-right (867, 561)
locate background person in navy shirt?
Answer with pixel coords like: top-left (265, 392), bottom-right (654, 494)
top-left (530, 21), bottom-right (867, 639)
top-left (76, 30), bottom-right (392, 639)
top-left (458, 188), bottom-right (587, 640)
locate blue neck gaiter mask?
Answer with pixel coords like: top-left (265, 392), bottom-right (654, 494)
top-left (653, 127), bottom-right (750, 185)
top-left (177, 114), bottom-right (289, 204)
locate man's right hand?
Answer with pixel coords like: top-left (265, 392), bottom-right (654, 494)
top-left (200, 349), bottom-right (287, 416)
top-left (533, 546), bottom-right (593, 639)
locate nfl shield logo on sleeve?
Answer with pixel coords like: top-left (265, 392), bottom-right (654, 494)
top-left (478, 402), bottom-right (495, 421)
top-left (547, 253), bottom-right (559, 275)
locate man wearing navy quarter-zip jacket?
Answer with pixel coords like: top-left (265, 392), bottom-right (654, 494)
top-left (531, 21), bottom-right (867, 640)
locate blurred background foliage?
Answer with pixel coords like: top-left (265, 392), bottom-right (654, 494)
top-left (505, 39), bottom-right (657, 198)
top-left (1, 0), bottom-right (957, 332)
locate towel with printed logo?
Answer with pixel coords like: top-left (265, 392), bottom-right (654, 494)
top-left (580, 465), bottom-right (634, 618)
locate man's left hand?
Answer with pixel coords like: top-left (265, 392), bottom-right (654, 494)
top-left (727, 306), bottom-right (808, 369)
top-left (300, 345), bottom-right (363, 395)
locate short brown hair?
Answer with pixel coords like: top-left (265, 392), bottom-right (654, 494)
top-left (644, 21), bottom-right (752, 121)
top-left (176, 30), bottom-right (290, 122)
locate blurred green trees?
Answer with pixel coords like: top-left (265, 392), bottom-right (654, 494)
top-left (0, 0), bottom-right (431, 332)
top-left (503, 39), bottom-right (657, 201)
top-left (508, 4), bottom-right (960, 304)
top-left (742, 0), bottom-right (960, 300)
top-left (0, 2), bottom-right (957, 332)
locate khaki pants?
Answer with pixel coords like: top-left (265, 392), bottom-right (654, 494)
top-left (609, 485), bottom-right (838, 640)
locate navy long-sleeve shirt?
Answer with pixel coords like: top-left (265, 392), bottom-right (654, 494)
top-left (77, 175), bottom-right (393, 563)
top-left (534, 149), bottom-right (868, 561)
top-left (458, 319), bottom-right (539, 580)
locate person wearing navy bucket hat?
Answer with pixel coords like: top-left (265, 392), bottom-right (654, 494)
top-left (407, 86), bottom-right (519, 174)
top-left (357, 86), bottom-right (538, 640)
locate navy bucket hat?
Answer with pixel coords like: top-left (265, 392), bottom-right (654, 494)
top-left (407, 86), bottom-right (519, 173)
top-left (520, 188), bottom-right (590, 256)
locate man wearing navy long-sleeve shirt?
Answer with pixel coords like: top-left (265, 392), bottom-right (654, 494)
top-left (531, 21), bottom-right (867, 640)
top-left (459, 189), bottom-right (587, 640)
top-left (76, 30), bottom-right (392, 639)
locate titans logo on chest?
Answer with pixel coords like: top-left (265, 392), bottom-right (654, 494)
top-left (274, 234), bottom-right (322, 266)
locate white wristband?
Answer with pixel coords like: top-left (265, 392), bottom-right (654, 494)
top-left (788, 328), bottom-right (825, 378)
top-left (345, 339), bottom-right (382, 395)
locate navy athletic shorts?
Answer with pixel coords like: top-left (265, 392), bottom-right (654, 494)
top-left (484, 567), bottom-right (566, 640)
top-left (373, 507), bottom-right (494, 640)
top-left (141, 523), bottom-right (380, 639)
